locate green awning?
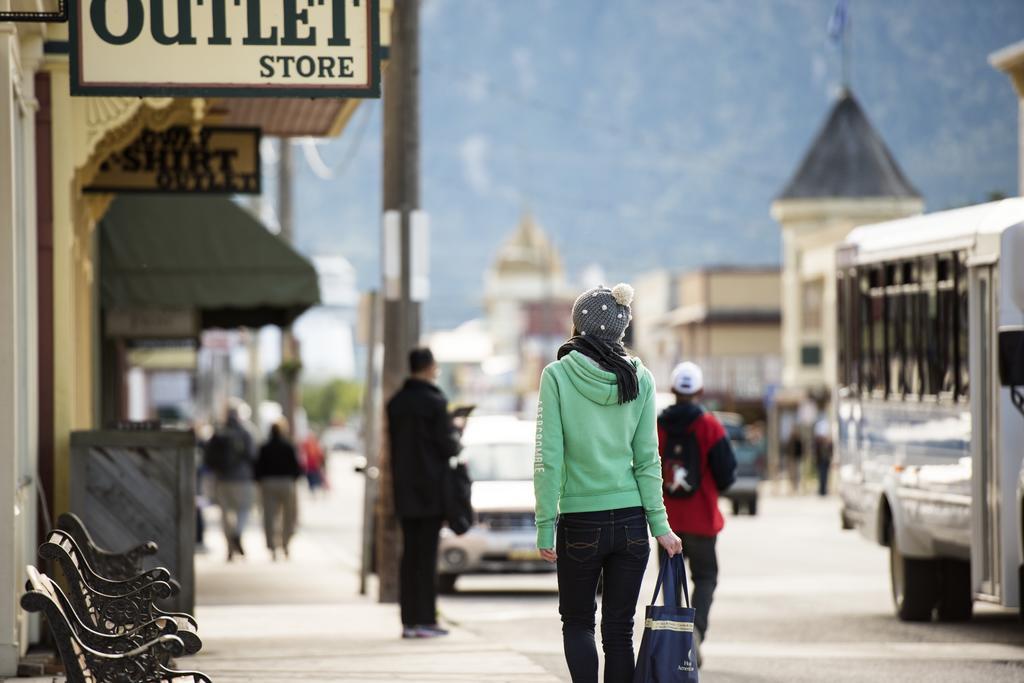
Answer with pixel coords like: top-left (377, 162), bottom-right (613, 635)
top-left (100, 195), bottom-right (320, 329)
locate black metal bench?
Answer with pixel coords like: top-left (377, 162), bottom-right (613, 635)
top-left (56, 512), bottom-right (182, 594)
top-left (21, 566), bottom-right (211, 683)
top-left (25, 565), bottom-right (179, 655)
top-left (39, 530), bottom-right (202, 655)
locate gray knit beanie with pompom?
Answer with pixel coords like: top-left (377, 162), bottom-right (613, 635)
top-left (571, 283), bottom-right (634, 342)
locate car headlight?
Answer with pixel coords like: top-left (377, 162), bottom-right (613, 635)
top-left (443, 548), bottom-right (468, 569)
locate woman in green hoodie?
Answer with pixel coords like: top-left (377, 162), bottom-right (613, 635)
top-left (534, 283), bottom-right (682, 683)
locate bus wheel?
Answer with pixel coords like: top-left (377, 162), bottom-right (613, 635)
top-left (889, 523), bottom-right (938, 621)
top-left (936, 559), bottom-right (973, 621)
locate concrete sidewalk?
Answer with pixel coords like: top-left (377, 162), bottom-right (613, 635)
top-left (184, 466), bottom-right (559, 682)
top-left (186, 601), bottom-right (559, 682)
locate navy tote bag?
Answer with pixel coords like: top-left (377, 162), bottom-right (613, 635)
top-left (633, 553), bottom-right (700, 682)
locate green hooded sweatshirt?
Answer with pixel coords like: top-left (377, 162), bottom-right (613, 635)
top-left (533, 351), bottom-right (670, 549)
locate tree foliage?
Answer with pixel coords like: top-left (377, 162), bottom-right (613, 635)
top-left (303, 379), bottom-right (363, 427)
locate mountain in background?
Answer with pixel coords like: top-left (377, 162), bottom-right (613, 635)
top-left (282, 0), bottom-right (1023, 331)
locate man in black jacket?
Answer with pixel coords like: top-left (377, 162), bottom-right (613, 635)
top-left (387, 347), bottom-right (463, 639)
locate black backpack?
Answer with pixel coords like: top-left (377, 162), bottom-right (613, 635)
top-left (659, 414), bottom-right (702, 499)
top-left (204, 429), bottom-right (247, 475)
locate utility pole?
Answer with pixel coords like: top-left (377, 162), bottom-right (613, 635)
top-left (278, 138), bottom-right (300, 430)
top-left (246, 196), bottom-right (265, 417)
top-left (376, 0), bottom-right (421, 604)
top-left (358, 291), bottom-right (382, 596)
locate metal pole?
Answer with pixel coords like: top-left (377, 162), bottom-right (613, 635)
top-left (358, 291), bottom-right (382, 595)
top-left (377, 0), bottom-right (420, 604)
top-left (279, 138), bottom-right (294, 245)
top-left (278, 138), bottom-right (299, 430)
top-left (841, 18), bottom-right (850, 90)
top-left (246, 196), bottom-right (265, 417)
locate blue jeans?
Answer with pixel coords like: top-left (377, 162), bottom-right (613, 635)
top-left (557, 507), bottom-right (650, 683)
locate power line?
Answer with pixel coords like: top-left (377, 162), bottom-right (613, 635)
top-left (298, 101), bottom-right (378, 181)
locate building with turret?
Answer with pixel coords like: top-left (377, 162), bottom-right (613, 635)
top-left (772, 90), bottom-right (924, 398)
top-left (483, 212), bottom-right (573, 358)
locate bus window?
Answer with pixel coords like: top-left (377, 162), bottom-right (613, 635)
top-left (887, 265), bottom-right (904, 398)
top-left (912, 287), bottom-right (928, 396)
top-left (859, 268), bottom-right (873, 395)
top-left (920, 257), bottom-right (939, 396)
top-left (837, 271), bottom-right (847, 387)
top-left (957, 256), bottom-right (969, 400)
top-left (903, 260), bottom-right (921, 397)
top-left (850, 268), bottom-right (861, 392)
top-left (938, 255), bottom-right (957, 397)
top-left (871, 270), bottom-right (887, 398)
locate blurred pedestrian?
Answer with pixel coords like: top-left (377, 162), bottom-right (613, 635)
top-left (813, 416), bottom-right (833, 497)
top-left (203, 407), bottom-right (256, 561)
top-left (255, 419), bottom-right (303, 560)
top-left (193, 420), bottom-right (213, 554)
top-left (786, 430), bottom-right (804, 494)
top-left (657, 361), bottom-right (736, 666)
top-left (388, 347), bottom-right (464, 639)
top-left (300, 430), bottom-right (328, 495)
top-left (534, 283), bottom-right (681, 683)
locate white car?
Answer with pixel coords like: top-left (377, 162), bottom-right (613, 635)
top-left (438, 415), bottom-right (554, 593)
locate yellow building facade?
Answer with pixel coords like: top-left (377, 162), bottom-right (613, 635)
top-left (633, 267), bottom-right (782, 408)
top-left (0, 2), bottom-right (391, 671)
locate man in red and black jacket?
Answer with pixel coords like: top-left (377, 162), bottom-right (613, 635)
top-left (658, 361), bottom-right (736, 662)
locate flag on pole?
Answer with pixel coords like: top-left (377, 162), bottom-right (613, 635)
top-left (828, 0), bottom-right (849, 43)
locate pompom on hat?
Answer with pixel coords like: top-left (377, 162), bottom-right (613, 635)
top-left (571, 283), bottom-right (634, 342)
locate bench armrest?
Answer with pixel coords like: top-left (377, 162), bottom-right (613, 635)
top-left (154, 608), bottom-right (199, 631)
top-left (22, 588), bottom-right (189, 683)
top-left (40, 532), bottom-right (172, 596)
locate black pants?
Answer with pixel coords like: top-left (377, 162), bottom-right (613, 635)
top-left (399, 516), bottom-right (442, 627)
top-left (817, 458), bottom-right (831, 496)
top-left (557, 507), bottom-right (649, 683)
top-left (660, 533), bottom-right (718, 638)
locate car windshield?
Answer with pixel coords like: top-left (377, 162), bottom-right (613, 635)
top-left (723, 423), bottom-right (745, 442)
top-left (465, 443), bottom-right (534, 481)
top-left (732, 441), bottom-right (761, 465)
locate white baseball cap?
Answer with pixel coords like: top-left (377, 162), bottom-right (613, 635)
top-left (671, 361), bottom-right (704, 395)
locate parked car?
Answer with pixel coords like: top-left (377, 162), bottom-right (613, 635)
top-left (320, 424), bottom-right (359, 456)
top-left (437, 415), bottom-right (554, 593)
top-left (717, 413), bottom-right (765, 515)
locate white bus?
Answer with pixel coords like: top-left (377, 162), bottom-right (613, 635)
top-left (834, 199), bottom-right (1024, 622)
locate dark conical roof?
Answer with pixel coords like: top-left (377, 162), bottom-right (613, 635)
top-left (777, 90), bottom-right (920, 201)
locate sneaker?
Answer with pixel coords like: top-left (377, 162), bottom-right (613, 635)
top-left (416, 625), bottom-right (449, 638)
top-left (401, 627), bottom-right (419, 639)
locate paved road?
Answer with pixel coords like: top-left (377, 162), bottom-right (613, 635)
top-left (198, 458), bottom-right (1024, 682)
top-left (440, 495), bottom-right (1024, 682)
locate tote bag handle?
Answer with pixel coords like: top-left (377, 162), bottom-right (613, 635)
top-left (651, 551), bottom-right (691, 609)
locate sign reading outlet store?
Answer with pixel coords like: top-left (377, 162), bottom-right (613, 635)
top-left (69, 0), bottom-right (381, 98)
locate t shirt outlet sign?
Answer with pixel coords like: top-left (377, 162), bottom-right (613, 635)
top-left (69, 0), bottom-right (381, 98)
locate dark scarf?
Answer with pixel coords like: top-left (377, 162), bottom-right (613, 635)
top-left (557, 335), bottom-right (639, 404)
